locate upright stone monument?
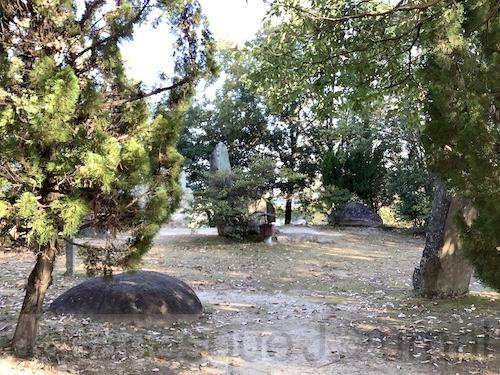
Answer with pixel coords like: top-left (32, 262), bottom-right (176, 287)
top-left (210, 142), bottom-right (231, 173)
top-left (209, 143), bottom-right (234, 236)
top-left (413, 180), bottom-right (477, 298)
top-left (64, 238), bottom-right (76, 276)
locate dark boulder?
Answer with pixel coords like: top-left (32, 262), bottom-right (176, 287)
top-left (330, 201), bottom-right (383, 227)
top-left (50, 271), bottom-right (202, 319)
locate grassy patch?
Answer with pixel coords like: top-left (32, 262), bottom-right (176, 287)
top-left (412, 293), bottom-right (500, 312)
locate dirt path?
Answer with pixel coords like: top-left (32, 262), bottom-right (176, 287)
top-left (0, 226), bottom-right (498, 374)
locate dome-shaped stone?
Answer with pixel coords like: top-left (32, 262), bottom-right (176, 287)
top-left (50, 271), bottom-right (202, 319)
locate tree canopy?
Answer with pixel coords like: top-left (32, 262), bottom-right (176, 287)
top-left (179, 47), bottom-right (320, 223)
top-left (249, 0), bottom-right (499, 289)
top-left (0, 0), bottom-right (215, 356)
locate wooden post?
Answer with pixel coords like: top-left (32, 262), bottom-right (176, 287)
top-left (64, 238), bottom-right (75, 277)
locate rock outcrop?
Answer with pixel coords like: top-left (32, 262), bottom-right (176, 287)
top-left (329, 202), bottom-right (383, 227)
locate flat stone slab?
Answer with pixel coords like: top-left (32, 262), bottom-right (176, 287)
top-left (50, 271), bottom-right (202, 320)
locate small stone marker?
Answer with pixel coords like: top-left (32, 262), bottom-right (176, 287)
top-left (64, 238), bottom-right (75, 276)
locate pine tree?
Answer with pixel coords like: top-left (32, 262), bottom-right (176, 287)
top-left (0, 0), bottom-right (215, 356)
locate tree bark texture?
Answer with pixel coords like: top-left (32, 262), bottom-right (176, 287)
top-left (12, 243), bottom-right (57, 357)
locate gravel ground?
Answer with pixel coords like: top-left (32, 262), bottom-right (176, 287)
top-left (0, 225), bottom-right (498, 374)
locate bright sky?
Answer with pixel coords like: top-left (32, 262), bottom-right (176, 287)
top-left (198, 0), bottom-right (268, 45)
top-left (121, 0), bottom-right (268, 87)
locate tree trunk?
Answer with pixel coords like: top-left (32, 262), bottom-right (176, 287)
top-left (64, 238), bottom-right (75, 276)
top-left (284, 198), bottom-right (292, 225)
top-left (12, 243), bottom-right (57, 357)
top-left (413, 178), bottom-right (476, 298)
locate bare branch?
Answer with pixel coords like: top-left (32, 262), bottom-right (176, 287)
top-left (78, 0), bottom-right (106, 29)
top-left (70, 0), bottom-right (151, 63)
top-left (104, 77), bottom-right (192, 108)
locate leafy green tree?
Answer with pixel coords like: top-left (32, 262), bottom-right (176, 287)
top-left (322, 137), bottom-right (387, 210)
top-left (386, 124), bottom-right (432, 227)
top-left (318, 103), bottom-right (432, 225)
top-left (374, 106), bottom-right (433, 227)
top-left (177, 104), bottom-right (215, 190)
top-left (178, 47), bottom-right (269, 190)
top-left (180, 48), bottom-right (319, 224)
top-left (386, 158), bottom-right (432, 226)
top-left (266, 100), bottom-right (318, 224)
top-left (318, 185), bottom-right (352, 223)
top-left (255, 0), bottom-right (499, 292)
top-left (246, 37), bottom-right (326, 224)
top-left (179, 85), bottom-right (268, 190)
top-left (419, 1), bottom-right (499, 290)
top-left (0, 0), bottom-right (215, 356)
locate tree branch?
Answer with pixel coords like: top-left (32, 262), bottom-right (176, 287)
top-left (70, 0), bottom-right (151, 63)
top-left (78, 0), bottom-right (106, 29)
top-left (468, 0), bottom-right (500, 34)
top-left (289, 0), bottom-right (445, 24)
top-left (104, 77), bottom-right (192, 108)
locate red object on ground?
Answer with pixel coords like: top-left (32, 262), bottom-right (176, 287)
top-left (259, 223), bottom-right (274, 238)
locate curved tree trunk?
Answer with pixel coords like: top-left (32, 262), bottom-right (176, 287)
top-left (12, 243), bottom-right (57, 357)
top-left (284, 198), bottom-right (292, 225)
top-left (413, 178), bottom-right (476, 298)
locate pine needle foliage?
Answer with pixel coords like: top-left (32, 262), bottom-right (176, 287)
top-left (0, 0), bottom-right (216, 271)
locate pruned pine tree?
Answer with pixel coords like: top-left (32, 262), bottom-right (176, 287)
top-left (0, 0), bottom-right (216, 356)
